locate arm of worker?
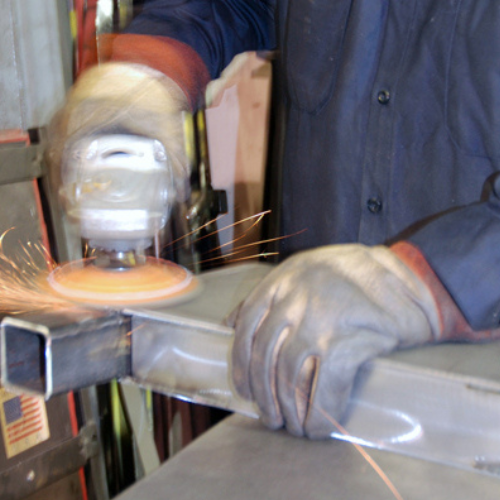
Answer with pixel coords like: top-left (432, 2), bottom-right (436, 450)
top-left (123, 0), bottom-right (275, 82)
top-left (88, 0), bottom-right (274, 110)
top-left (230, 176), bottom-right (500, 439)
top-left (408, 175), bottom-right (500, 333)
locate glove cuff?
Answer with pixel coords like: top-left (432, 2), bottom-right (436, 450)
top-left (96, 33), bottom-right (211, 110)
top-left (391, 241), bottom-right (500, 342)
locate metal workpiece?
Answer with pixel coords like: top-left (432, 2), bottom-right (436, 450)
top-left (4, 263), bottom-right (500, 477)
top-left (124, 262), bottom-right (270, 415)
top-left (128, 310), bottom-right (256, 416)
top-left (1, 307), bottom-right (131, 398)
top-left (0, 263), bottom-right (270, 409)
top-left (342, 343), bottom-right (500, 474)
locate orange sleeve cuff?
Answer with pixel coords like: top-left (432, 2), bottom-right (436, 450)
top-left (95, 33), bottom-right (211, 110)
top-left (390, 241), bottom-right (500, 342)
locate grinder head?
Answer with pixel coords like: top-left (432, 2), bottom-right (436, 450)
top-left (59, 134), bottom-right (175, 263)
top-left (47, 256), bottom-right (198, 305)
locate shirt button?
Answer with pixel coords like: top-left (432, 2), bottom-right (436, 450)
top-left (367, 197), bottom-right (383, 213)
top-left (377, 90), bottom-right (390, 104)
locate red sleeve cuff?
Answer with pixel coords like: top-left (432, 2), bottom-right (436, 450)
top-left (96, 33), bottom-right (211, 110)
top-left (390, 241), bottom-right (500, 342)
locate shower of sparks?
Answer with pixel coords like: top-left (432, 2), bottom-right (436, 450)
top-left (196, 229), bottom-right (308, 267)
top-left (165, 210), bottom-right (272, 251)
top-left (0, 211), bottom-right (289, 315)
top-left (0, 228), bottom-right (72, 315)
top-left (164, 210), bottom-right (306, 268)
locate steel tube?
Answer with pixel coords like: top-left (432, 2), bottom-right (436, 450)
top-left (128, 309), bottom-right (257, 417)
top-left (1, 307), bottom-right (131, 398)
top-left (0, 264), bottom-right (269, 409)
top-left (4, 264), bottom-right (500, 476)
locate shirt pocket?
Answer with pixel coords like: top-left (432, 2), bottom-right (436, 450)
top-left (446, 1), bottom-right (500, 159)
top-left (284, 0), bottom-right (353, 114)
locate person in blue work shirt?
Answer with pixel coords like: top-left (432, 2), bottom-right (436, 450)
top-left (49, 0), bottom-right (500, 439)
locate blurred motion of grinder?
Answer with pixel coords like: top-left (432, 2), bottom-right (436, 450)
top-left (45, 56), bottom-right (227, 304)
top-left (6, 1), bottom-right (500, 500)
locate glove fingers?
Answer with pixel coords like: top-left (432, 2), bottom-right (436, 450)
top-left (274, 333), bottom-right (351, 438)
top-left (248, 311), bottom-right (293, 430)
top-left (277, 348), bottom-right (319, 437)
top-left (231, 303), bottom-right (270, 400)
top-left (231, 278), bottom-right (282, 400)
top-left (303, 366), bottom-right (352, 439)
top-left (272, 322), bottom-right (350, 438)
top-left (303, 330), bottom-right (398, 439)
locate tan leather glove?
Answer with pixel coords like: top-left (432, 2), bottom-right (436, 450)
top-left (47, 62), bottom-right (191, 202)
top-left (231, 244), bottom-right (442, 438)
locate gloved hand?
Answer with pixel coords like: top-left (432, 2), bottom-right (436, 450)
top-left (231, 244), bottom-right (443, 439)
top-left (46, 62), bottom-right (191, 202)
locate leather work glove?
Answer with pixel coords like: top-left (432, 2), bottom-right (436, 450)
top-left (231, 244), bottom-right (444, 439)
top-left (47, 62), bottom-right (192, 202)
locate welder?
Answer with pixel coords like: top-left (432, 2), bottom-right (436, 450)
top-left (48, 1), bottom-right (500, 439)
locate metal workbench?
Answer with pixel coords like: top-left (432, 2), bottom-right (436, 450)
top-left (115, 412), bottom-right (500, 500)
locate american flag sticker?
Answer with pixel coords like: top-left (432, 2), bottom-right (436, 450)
top-left (0, 388), bottom-right (50, 458)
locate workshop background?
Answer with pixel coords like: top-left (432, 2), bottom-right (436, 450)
top-left (0, 1), bottom-right (271, 498)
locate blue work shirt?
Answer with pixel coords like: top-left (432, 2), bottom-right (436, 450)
top-left (128, 0), bottom-right (500, 330)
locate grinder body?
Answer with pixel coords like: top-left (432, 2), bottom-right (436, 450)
top-left (59, 134), bottom-right (175, 264)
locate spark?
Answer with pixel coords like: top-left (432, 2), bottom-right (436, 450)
top-left (195, 251), bottom-right (279, 267)
top-left (164, 210), bottom-right (272, 252)
top-left (329, 418), bottom-right (405, 500)
top-left (195, 229), bottom-right (307, 267)
top-left (0, 229), bottom-right (72, 315)
top-left (165, 210), bottom-right (307, 270)
top-left (209, 229), bottom-right (308, 257)
top-left (282, 379), bottom-right (405, 500)
top-left (207, 210), bottom-right (270, 253)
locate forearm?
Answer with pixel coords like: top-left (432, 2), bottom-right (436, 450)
top-left (396, 173), bottom-right (500, 332)
top-left (125, 0), bottom-right (275, 78)
top-left (96, 34), bottom-right (210, 109)
top-left (93, 1), bottom-right (274, 109)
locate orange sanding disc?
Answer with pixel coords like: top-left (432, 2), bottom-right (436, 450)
top-left (47, 257), bottom-right (198, 306)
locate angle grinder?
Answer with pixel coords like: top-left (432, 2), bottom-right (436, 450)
top-left (47, 134), bottom-right (198, 305)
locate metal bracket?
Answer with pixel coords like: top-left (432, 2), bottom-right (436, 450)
top-left (0, 143), bottom-right (45, 185)
top-left (0, 421), bottom-right (99, 500)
